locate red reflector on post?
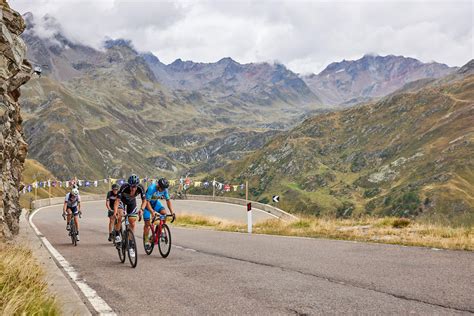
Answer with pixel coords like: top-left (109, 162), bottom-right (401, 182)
top-left (247, 202), bottom-right (252, 211)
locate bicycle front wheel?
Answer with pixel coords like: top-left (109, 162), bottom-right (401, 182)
top-left (117, 230), bottom-right (126, 263)
top-left (143, 226), bottom-right (155, 255)
top-left (127, 230), bottom-right (138, 268)
top-left (158, 224), bottom-right (172, 258)
top-left (71, 221), bottom-right (77, 246)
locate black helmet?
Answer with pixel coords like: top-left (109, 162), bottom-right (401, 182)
top-left (157, 178), bottom-right (169, 189)
top-left (128, 174), bottom-right (140, 186)
top-left (111, 183), bottom-right (120, 190)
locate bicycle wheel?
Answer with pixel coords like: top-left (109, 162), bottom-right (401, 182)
top-left (143, 226), bottom-right (155, 255)
top-left (117, 229), bottom-right (126, 263)
top-left (70, 221), bottom-right (77, 246)
top-left (158, 224), bottom-right (172, 258)
top-left (127, 229), bottom-right (138, 268)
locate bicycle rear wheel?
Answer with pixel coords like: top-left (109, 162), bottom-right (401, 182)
top-left (158, 224), bottom-right (171, 258)
top-left (127, 230), bottom-right (138, 268)
top-left (143, 226), bottom-right (155, 255)
top-left (117, 229), bottom-right (126, 263)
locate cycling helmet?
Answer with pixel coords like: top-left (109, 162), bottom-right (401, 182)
top-left (157, 178), bottom-right (169, 189)
top-left (111, 183), bottom-right (120, 190)
top-left (128, 174), bottom-right (140, 186)
top-left (71, 188), bottom-right (79, 196)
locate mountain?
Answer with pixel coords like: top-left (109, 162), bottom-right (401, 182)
top-left (303, 54), bottom-right (457, 106)
top-left (19, 13), bottom-right (326, 179)
top-left (144, 55), bottom-right (318, 107)
top-left (217, 61), bottom-right (474, 226)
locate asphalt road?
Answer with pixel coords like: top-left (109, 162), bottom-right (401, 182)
top-left (32, 201), bottom-right (474, 315)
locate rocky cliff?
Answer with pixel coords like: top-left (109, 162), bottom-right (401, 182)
top-left (0, 1), bottom-right (31, 239)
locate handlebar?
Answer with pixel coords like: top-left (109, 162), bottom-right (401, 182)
top-left (152, 213), bottom-right (175, 223)
top-left (62, 211), bottom-right (82, 219)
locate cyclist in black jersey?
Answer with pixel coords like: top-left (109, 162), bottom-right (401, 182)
top-left (113, 175), bottom-right (147, 254)
top-left (106, 183), bottom-right (120, 242)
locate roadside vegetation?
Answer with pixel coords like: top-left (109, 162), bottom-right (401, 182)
top-left (175, 213), bottom-right (473, 251)
top-left (0, 244), bottom-right (60, 315)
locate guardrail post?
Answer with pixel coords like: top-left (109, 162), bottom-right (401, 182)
top-left (212, 178), bottom-right (216, 201)
top-left (247, 202), bottom-right (252, 234)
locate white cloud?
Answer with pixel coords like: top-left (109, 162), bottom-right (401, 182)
top-left (10, 0), bottom-right (473, 74)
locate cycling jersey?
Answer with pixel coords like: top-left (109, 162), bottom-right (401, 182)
top-left (106, 190), bottom-right (119, 217)
top-left (146, 183), bottom-right (170, 203)
top-left (65, 192), bottom-right (81, 208)
top-left (143, 183), bottom-right (170, 221)
top-left (118, 183), bottom-right (145, 215)
top-left (106, 190), bottom-right (119, 208)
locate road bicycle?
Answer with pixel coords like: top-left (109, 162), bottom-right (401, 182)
top-left (114, 212), bottom-right (138, 268)
top-left (171, 190), bottom-right (187, 200)
top-left (143, 213), bottom-right (175, 258)
top-left (62, 211), bottom-right (82, 246)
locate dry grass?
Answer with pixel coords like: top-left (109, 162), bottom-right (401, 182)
top-left (0, 244), bottom-right (59, 315)
top-left (175, 214), bottom-right (474, 251)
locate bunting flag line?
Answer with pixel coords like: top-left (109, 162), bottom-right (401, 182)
top-left (19, 176), bottom-right (246, 194)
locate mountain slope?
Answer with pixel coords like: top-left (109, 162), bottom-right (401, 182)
top-left (20, 13), bottom-right (322, 178)
top-left (303, 54), bottom-right (456, 106)
top-left (218, 62), bottom-right (474, 226)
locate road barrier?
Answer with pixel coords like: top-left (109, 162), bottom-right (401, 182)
top-left (31, 194), bottom-right (298, 221)
top-left (186, 195), bottom-right (298, 221)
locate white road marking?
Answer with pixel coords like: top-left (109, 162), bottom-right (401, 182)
top-left (29, 207), bottom-right (116, 316)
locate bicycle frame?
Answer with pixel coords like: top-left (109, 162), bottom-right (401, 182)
top-left (151, 213), bottom-right (173, 245)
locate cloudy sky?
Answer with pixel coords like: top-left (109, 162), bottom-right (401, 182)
top-left (10, 0), bottom-right (473, 74)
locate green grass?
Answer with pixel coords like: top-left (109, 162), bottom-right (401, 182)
top-left (0, 244), bottom-right (60, 315)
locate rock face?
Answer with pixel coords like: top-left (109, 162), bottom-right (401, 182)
top-left (0, 1), bottom-right (31, 239)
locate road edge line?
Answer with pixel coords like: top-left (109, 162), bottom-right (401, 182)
top-left (29, 207), bottom-right (115, 315)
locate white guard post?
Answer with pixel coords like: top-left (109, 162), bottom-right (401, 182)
top-left (247, 202), bottom-right (252, 234)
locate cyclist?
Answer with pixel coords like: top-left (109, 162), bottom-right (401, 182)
top-left (113, 174), bottom-right (146, 258)
top-left (63, 187), bottom-right (81, 241)
top-left (106, 183), bottom-right (120, 242)
top-left (143, 178), bottom-right (175, 249)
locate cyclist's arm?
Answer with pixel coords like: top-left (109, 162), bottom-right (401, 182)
top-left (77, 195), bottom-right (81, 212)
top-left (113, 197), bottom-right (119, 216)
top-left (62, 201), bottom-right (67, 213)
top-left (145, 200), bottom-right (155, 217)
top-left (166, 199), bottom-right (174, 215)
top-left (140, 197), bottom-right (147, 213)
top-left (106, 192), bottom-right (111, 211)
top-left (144, 185), bottom-right (154, 212)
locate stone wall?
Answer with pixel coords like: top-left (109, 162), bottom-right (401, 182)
top-left (0, 1), bottom-right (32, 239)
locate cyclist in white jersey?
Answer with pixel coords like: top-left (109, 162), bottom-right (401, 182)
top-left (63, 188), bottom-right (82, 241)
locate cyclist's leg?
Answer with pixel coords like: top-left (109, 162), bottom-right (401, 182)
top-left (66, 207), bottom-right (72, 230)
top-left (143, 207), bottom-right (152, 242)
top-left (114, 202), bottom-right (124, 243)
top-left (66, 207), bottom-right (72, 224)
top-left (129, 214), bottom-right (138, 232)
top-left (70, 206), bottom-right (79, 231)
top-left (108, 209), bottom-right (114, 235)
top-left (115, 202), bottom-right (124, 231)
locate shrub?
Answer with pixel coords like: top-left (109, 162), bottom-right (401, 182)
top-left (391, 218), bottom-right (411, 228)
top-left (364, 187), bottom-right (381, 198)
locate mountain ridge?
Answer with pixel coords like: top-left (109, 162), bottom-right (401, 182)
top-left (215, 60), bottom-right (473, 226)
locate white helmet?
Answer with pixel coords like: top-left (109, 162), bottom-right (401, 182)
top-left (71, 188), bottom-right (79, 196)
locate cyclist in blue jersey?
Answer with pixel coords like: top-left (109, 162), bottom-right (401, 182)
top-left (143, 178), bottom-right (175, 249)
